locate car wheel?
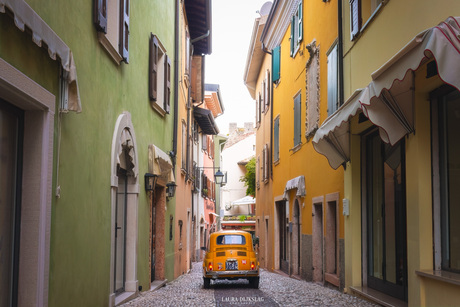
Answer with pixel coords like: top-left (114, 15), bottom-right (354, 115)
top-left (203, 277), bottom-right (210, 289)
top-left (249, 277), bottom-right (259, 289)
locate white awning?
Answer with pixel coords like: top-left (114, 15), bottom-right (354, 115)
top-left (231, 196), bottom-right (255, 206)
top-left (283, 175), bottom-right (306, 200)
top-left (148, 145), bottom-right (175, 184)
top-left (314, 16), bottom-right (460, 169)
top-left (0, 0), bottom-right (81, 112)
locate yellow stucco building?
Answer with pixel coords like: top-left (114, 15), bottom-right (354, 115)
top-left (314, 0), bottom-right (460, 305)
top-left (252, 0), bottom-right (345, 288)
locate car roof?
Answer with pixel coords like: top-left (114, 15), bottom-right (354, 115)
top-left (210, 230), bottom-right (250, 237)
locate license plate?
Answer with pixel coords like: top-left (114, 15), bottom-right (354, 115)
top-left (226, 260), bottom-right (238, 270)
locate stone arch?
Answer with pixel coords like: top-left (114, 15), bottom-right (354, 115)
top-left (109, 112), bottom-right (140, 306)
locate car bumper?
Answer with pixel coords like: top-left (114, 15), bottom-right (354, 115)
top-left (204, 270), bottom-right (259, 279)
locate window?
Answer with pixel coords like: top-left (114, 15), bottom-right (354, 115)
top-left (293, 93), bottom-right (301, 147)
top-left (217, 235), bottom-right (246, 245)
top-left (272, 45), bottom-right (281, 83)
top-left (264, 70), bottom-right (271, 113)
top-left (327, 43), bottom-right (339, 116)
top-left (94, 0), bottom-right (130, 63)
top-left (263, 144), bottom-right (269, 182)
top-left (274, 116), bottom-right (280, 162)
top-left (432, 88), bottom-right (460, 273)
top-left (290, 2), bottom-right (303, 57)
top-left (256, 93), bottom-right (262, 127)
top-left (350, 0), bottom-right (384, 40)
top-left (149, 34), bottom-right (171, 116)
top-left (181, 120), bottom-right (186, 170)
top-left (202, 134), bottom-right (207, 152)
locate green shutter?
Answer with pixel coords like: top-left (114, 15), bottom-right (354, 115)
top-left (272, 46), bottom-right (280, 82)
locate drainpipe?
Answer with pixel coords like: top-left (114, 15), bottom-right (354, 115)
top-left (172, 0), bottom-right (180, 169)
top-left (338, 0), bottom-right (344, 107)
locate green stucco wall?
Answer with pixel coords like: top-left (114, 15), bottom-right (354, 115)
top-left (2, 0), bottom-right (177, 305)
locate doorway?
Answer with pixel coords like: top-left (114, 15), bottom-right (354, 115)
top-left (0, 101), bottom-right (24, 307)
top-left (292, 200), bottom-right (301, 276)
top-left (276, 201), bottom-right (289, 274)
top-left (312, 201), bottom-right (324, 283)
top-left (364, 131), bottom-right (407, 301)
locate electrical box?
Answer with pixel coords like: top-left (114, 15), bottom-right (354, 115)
top-left (343, 198), bottom-right (350, 216)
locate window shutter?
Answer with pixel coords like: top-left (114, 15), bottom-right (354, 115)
top-left (149, 34), bottom-right (159, 101)
top-left (298, 2), bottom-right (303, 43)
top-left (119, 0), bottom-right (130, 63)
top-left (94, 0), bottom-right (107, 33)
top-left (202, 134), bottom-right (207, 151)
top-left (265, 70), bottom-right (271, 111)
top-left (350, 0), bottom-right (361, 40)
top-left (272, 46), bottom-right (280, 82)
top-left (264, 144), bottom-right (269, 181)
top-left (290, 17), bottom-right (295, 57)
top-left (327, 44), bottom-right (338, 116)
top-left (274, 117), bottom-right (280, 161)
top-left (294, 94), bottom-right (301, 146)
top-left (164, 55), bottom-right (171, 113)
top-left (256, 96), bottom-right (260, 125)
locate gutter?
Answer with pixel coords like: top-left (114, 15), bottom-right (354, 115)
top-left (338, 0), bottom-right (344, 107)
top-left (172, 0), bottom-right (179, 168)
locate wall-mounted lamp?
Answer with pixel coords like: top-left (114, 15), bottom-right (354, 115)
top-left (197, 167), bottom-right (226, 186)
top-left (166, 182), bottom-right (177, 199)
top-left (214, 169), bottom-right (225, 185)
top-left (144, 173), bottom-right (158, 192)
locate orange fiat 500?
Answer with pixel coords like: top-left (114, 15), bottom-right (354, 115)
top-left (202, 230), bottom-right (259, 289)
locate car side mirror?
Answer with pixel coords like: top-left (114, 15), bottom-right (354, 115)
top-left (200, 246), bottom-right (207, 251)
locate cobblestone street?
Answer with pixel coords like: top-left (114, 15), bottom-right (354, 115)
top-left (121, 262), bottom-right (379, 307)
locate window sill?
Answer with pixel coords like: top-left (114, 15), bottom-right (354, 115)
top-left (290, 143), bottom-right (302, 154)
top-left (151, 100), bottom-right (167, 117)
top-left (98, 32), bottom-right (123, 65)
top-left (274, 159), bottom-right (280, 166)
top-left (416, 270), bottom-right (460, 287)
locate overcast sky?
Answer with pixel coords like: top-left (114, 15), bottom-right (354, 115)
top-left (206, 0), bottom-right (271, 135)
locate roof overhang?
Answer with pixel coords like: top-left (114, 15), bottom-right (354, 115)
top-left (193, 107), bottom-right (219, 135)
top-left (313, 17), bottom-right (460, 169)
top-left (243, 15), bottom-right (268, 99)
top-left (184, 0), bottom-right (212, 55)
top-left (260, 0), bottom-right (301, 51)
top-left (204, 83), bottom-right (224, 117)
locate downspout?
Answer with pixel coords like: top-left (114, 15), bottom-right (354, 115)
top-left (338, 0), bottom-right (344, 107)
top-left (172, 0), bottom-right (180, 169)
top-left (261, 44), bottom-right (274, 179)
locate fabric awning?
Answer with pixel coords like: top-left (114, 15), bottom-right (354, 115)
top-left (313, 16), bottom-right (460, 169)
top-left (231, 196), bottom-right (255, 206)
top-left (0, 0), bottom-right (81, 112)
top-left (193, 107), bottom-right (219, 135)
top-left (148, 145), bottom-right (175, 184)
top-left (283, 176), bottom-right (306, 200)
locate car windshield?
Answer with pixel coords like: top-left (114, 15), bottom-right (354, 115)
top-left (216, 235), bottom-right (246, 245)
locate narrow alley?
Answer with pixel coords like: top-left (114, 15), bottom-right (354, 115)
top-left (121, 262), bottom-right (378, 307)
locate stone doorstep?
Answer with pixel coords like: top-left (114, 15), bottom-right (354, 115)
top-left (149, 279), bottom-right (168, 292)
top-left (350, 286), bottom-right (407, 307)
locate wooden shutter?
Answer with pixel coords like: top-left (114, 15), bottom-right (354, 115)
top-left (350, 0), bottom-right (361, 40)
top-left (294, 94), bottom-right (301, 146)
top-left (298, 2), bottom-right (303, 44)
top-left (272, 46), bottom-right (280, 82)
top-left (265, 70), bottom-right (271, 111)
top-left (274, 117), bottom-right (280, 161)
top-left (164, 55), bottom-right (171, 113)
top-left (149, 34), bottom-right (159, 101)
top-left (119, 0), bottom-right (130, 63)
top-left (327, 44), bottom-right (338, 116)
top-left (264, 144), bottom-right (269, 181)
top-left (94, 0), bottom-right (107, 33)
top-left (290, 17), bottom-right (295, 57)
